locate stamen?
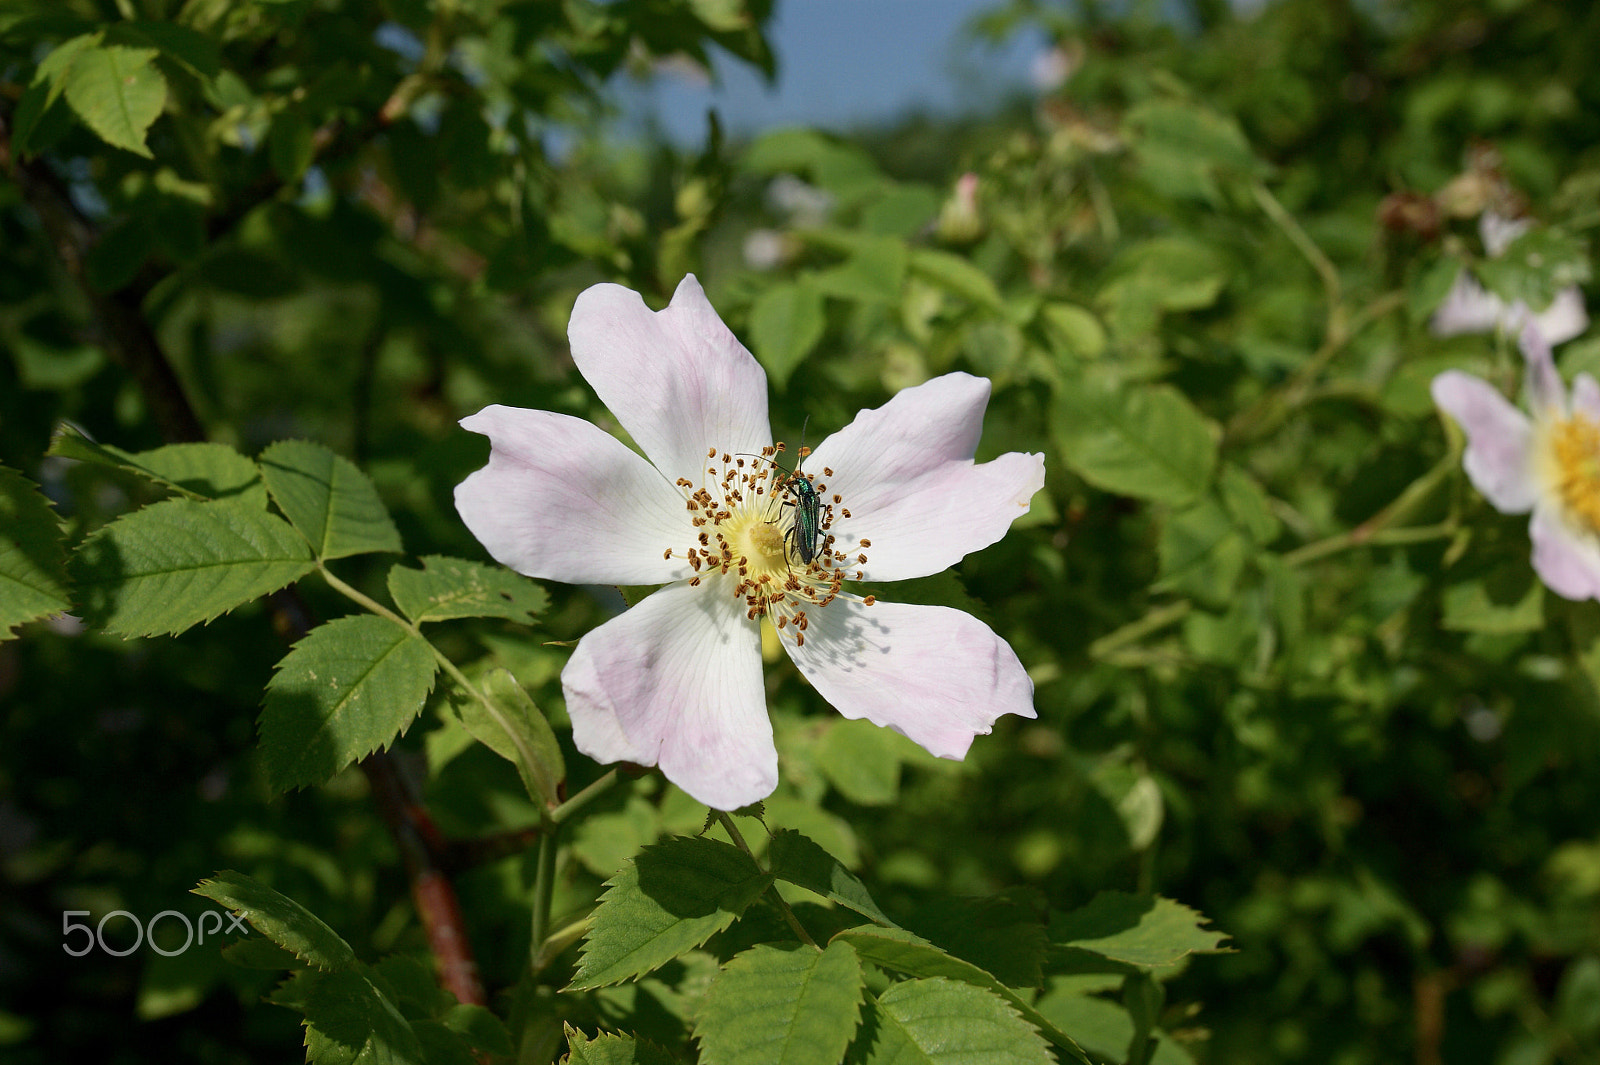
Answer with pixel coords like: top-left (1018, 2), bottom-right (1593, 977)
top-left (1553, 415), bottom-right (1600, 531)
top-left (666, 434), bottom-right (865, 645)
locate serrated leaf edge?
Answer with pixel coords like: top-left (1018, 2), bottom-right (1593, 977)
top-left (261, 615), bottom-right (438, 791)
top-left (568, 840), bottom-right (772, 991)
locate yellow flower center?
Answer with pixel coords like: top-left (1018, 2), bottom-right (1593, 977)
top-left (666, 444), bottom-right (872, 646)
top-left (1552, 414), bottom-right (1600, 532)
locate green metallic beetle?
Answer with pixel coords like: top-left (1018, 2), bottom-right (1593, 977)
top-left (750, 418), bottom-right (823, 566)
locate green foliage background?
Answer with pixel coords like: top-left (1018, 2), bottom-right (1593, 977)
top-left (5, 0), bottom-right (1600, 1062)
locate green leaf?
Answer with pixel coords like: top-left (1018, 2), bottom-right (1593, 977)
top-left (1049, 892), bottom-right (1230, 969)
top-left (1091, 763), bottom-right (1164, 853)
top-left (570, 796), bottom-right (665, 878)
top-left (271, 966), bottom-right (425, 1065)
top-left (0, 465), bottom-right (71, 639)
top-left (1217, 465), bottom-right (1280, 545)
top-left (259, 615), bottom-right (438, 792)
top-left (259, 440), bottom-right (403, 560)
top-left (1097, 238), bottom-right (1228, 335)
top-left (1054, 380), bottom-right (1218, 505)
top-left (590, 949), bottom-right (721, 1047)
top-left (907, 248), bottom-right (1003, 310)
top-left (1155, 498), bottom-right (1246, 606)
top-left (26, 34), bottom-right (100, 156)
top-left (366, 954), bottom-right (453, 1018)
top-left (11, 76), bottom-right (71, 156)
top-left (858, 978), bottom-right (1056, 1065)
top-left (740, 129), bottom-right (883, 202)
top-left (860, 184), bottom-right (941, 237)
top-left (856, 569), bottom-right (993, 628)
top-left (1441, 566), bottom-right (1544, 634)
top-left (137, 444), bottom-right (267, 506)
top-left (749, 280), bottom-right (826, 389)
top-left (569, 836), bottom-right (772, 990)
top-left (387, 556), bottom-right (548, 623)
top-left (815, 719), bottom-right (901, 806)
top-left (562, 1025), bottom-right (679, 1065)
top-left (70, 498), bottom-right (314, 636)
top-left (60, 42), bottom-right (167, 158)
top-left (50, 430), bottom-right (266, 506)
top-left (193, 870), bottom-right (356, 970)
top-left (1477, 227), bottom-right (1591, 309)
top-left (906, 893), bottom-right (1048, 990)
top-left (834, 927), bottom-right (1088, 1064)
top-left (411, 1021), bottom-right (481, 1065)
top-left (1033, 989), bottom-right (1196, 1065)
top-left (768, 830), bottom-right (895, 927)
top-left (696, 942), bottom-right (864, 1065)
top-left (33, 34), bottom-right (99, 109)
top-left (1411, 255), bottom-right (1464, 321)
top-left (1125, 100), bottom-right (1261, 203)
top-left (1039, 302), bottom-right (1107, 360)
top-left (687, 0), bottom-right (752, 32)
top-left (268, 106), bottom-right (315, 183)
top-left (811, 236), bottom-right (907, 304)
top-left (442, 1004), bottom-right (514, 1058)
top-left (83, 215), bottom-right (151, 293)
top-left (451, 668), bottom-right (565, 807)
top-left (117, 20), bottom-right (222, 78)
top-left (220, 936), bottom-right (302, 970)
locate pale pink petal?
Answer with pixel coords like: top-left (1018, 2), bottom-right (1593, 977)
top-left (561, 578), bottom-right (776, 810)
top-left (784, 598), bottom-right (1035, 761)
top-left (1533, 287), bottom-right (1588, 346)
top-left (568, 275), bottom-right (771, 483)
top-left (804, 373), bottom-right (1044, 581)
top-left (1431, 371), bottom-right (1536, 514)
top-left (1572, 374), bottom-right (1600, 420)
top-left (1529, 506), bottom-right (1600, 601)
top-left (1480, 211), bottom-right (1530, 258)
top-left (1431, 274), bottom-right (1504, 338)
top-left (1519, 322), bottom-right (1567, 417)
top-left (456, 406), bottom-right (692, 584)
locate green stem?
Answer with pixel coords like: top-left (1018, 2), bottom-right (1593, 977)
top-left (1224, 290), bottom-right (1405, 446)
top-left (529, 830), bottom-right (557, 973)
top-left (1253, 180), bottom-right (1343, 344)
top-left (317, 562), bottom-right (555, 827)
top-left (550, 770), bottom-right (621, 825)
top-left (533, 914), bottom-right (592, 975)
top-left (1280, 454), bottom-right (1459, 568)
top-left (1089, 600), bottom-right (1193, 659)
top-left (317, 561), bottom-right (408, 625)
top-left (715, 812), bottom-right (819, 951)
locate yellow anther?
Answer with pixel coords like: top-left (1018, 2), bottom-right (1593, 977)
top-left (660, 435), bottom-right (867, 641)
top-left (1553, 415), bottom-right (1600, 531)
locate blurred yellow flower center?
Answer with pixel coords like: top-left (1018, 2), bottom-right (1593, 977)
top-left (1552, 415), bottom-right (1600, 531)
top-left (665, 443), bottom-right (870, 646)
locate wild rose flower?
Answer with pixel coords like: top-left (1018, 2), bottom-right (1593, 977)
top-left (1432, 323), bottom-right (1600, 600)
top-left (1431, 211), bottom-right (1588, 345)
top-left (454, 276), bottom-right (1044, 809)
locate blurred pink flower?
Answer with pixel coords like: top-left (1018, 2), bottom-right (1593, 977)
top-left (1431, 212), bottom-right (1588, 345)
top-left (1432, 323), bottom-right (1600, 600)
top-left (455, 275), bottom-right (1044, 809)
